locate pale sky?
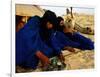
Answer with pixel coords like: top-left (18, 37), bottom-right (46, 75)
top-left (40, 5), bottom-right (94, 16)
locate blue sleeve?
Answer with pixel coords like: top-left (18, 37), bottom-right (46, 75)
top-left (56, 31), bottom-right (80, 48)
top-left (50, 32), bottom-right (62, 55)
top-left (16, 16), bottom-right (41, 54)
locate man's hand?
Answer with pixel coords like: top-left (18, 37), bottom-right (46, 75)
top-left (58, 53), bottom-right (65, 63)
top-left (35, 51), bottom-right (50, 67)
top-left (63, 46), bottom-right (75, 53)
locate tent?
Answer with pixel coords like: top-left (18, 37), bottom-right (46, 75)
top-left (16, 4), bottom-right (45, 23)
top-left (16, 4), bottom-right (44, 17)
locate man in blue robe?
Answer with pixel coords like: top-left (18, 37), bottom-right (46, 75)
top-left (57, 16), bottom-right (94, 50)
top-left (16, 16), bottom-right (54, 69)
top-left (16, 12), bottom-right (65, 70)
